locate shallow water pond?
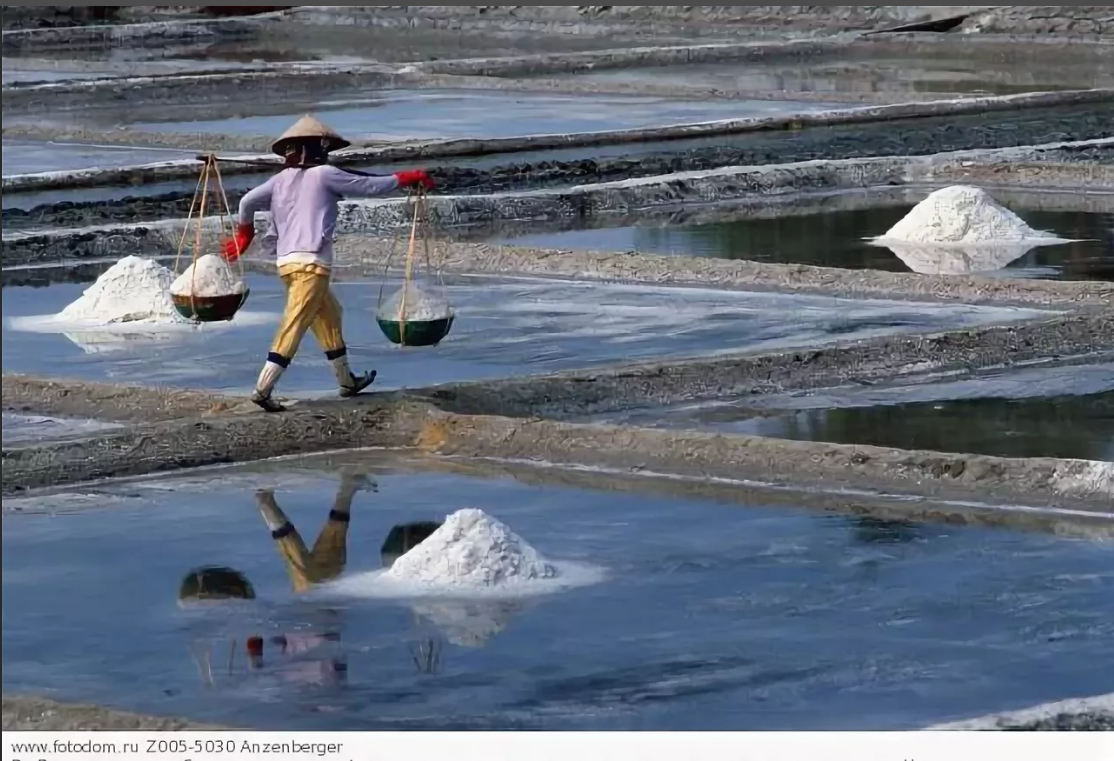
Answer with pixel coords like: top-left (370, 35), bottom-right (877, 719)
top-left (124, 88), bottom-right (841, 141)
top-left (1, 139), bottom-right (199, 177)
top-left (1, 272), bottom-right (1046, 397)
top-left (3, 460), bottom-right (1112, 729)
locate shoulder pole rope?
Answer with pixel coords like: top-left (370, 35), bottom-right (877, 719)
top-left (173, 156), bottom-right (242, 320)
top-left (207, 157), bottom-right (249, 310)
top-left (398, 189), bottom-right (426, 346)
top-left (172, 157), bottom-right (212, 320)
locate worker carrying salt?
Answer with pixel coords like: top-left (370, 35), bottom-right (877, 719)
top-left (224, 115), bottom-right (434, 412)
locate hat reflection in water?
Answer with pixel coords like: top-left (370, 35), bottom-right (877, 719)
top-left (380, 521), bottom-right (447, 674)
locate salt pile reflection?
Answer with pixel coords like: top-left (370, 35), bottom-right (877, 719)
top-left (877, 240), bottom-right (1050, 275)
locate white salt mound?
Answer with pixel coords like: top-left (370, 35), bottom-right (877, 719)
top-left (377, 283), bottom-right (453, 322)
top-left (387, 508), bottom-right (558, 587)
top-left (881, 185), bottom-right (1058, 244)
top-left (58, 255), bottom-right (185, 325)
top-left (170, 254), bottom-right (246, 298)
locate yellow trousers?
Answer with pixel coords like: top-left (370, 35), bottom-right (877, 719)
top-left (270, 263), bottom-right (345, 360)
top-left (259, 493), bottom-right (351, 593)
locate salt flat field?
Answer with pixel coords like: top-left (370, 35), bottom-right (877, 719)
top-left (2, 4), bottom-right (1112, 733)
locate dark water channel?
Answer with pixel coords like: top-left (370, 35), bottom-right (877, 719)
top-left (494, 201), bottom-right (1114, 281)
top-left (702, 393), bottom-right (1114, 463)
top-left (3, 463), bottom-right (1112, 730)
top-left (600, 361), bottom-right (1114, 463)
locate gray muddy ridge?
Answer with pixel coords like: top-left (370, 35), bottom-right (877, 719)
top-left (932, 694), bottom-right (1114, 731)
top-left (0, 15), bottom-right (265, 54)
top-left (4, 387), bottom-right (1112, 524)
top-left (11, 314), bottom-right (1113, 424)
top-left (2, 695), bottom-right (220, 731)
top-left (5, 88), bottom-right (1110, 194)
top-left (2, 66), bottom-right (401, 113)
top-left (0, 154), bottom-right (1024, 262)
top-left (415, 313), bottom-right (1114, 421)
top-left (286, 5), bottom-right (1114, 38)
top-left (11, 155), bottom-right (921, 263)
top-left (3, 107), bottom-right (1112, 236)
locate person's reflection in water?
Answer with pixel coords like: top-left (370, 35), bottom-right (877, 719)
top-left (257, 473), bottom-right (371, 592)
top-left (252, 473), bottom-right (375, 686)
top-left (179, 473), bottom-right (373, 690)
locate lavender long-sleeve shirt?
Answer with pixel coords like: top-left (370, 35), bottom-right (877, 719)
top-left (237, 165), bottom-right (399, 268)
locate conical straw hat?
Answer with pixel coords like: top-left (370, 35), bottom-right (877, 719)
top-left (271, 115), bottom-right (351, 156)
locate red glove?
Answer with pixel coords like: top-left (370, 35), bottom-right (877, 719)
top-left (222, 223), bottom-right (255, 262)
top-left (393, 170), bottom-right (434, 191)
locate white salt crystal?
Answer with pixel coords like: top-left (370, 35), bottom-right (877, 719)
top-left (377, 282), bottom-right (453, 323)
top-left (387, 508), bottom-right (557, 588)
top-left (58, 255), bottom-right (185, 325)
top-left (169, 253), bottom-right (246, 298)
top-left (881, 185), bottom-right (1061, 244)
top-left (1050, 460), bottom-right (1114, 499)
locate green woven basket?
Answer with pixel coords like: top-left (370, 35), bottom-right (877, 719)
top-left (172, 290), bottom-right (249, 323)
top-left (376, 314), bottom-right (454, 347)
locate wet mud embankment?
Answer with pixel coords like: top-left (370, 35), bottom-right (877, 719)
top-left (4, 382), bottom-right (1111, 530)
top-left (414, 312), bottom-right (1114, 420)
top-left (4, 309), bottom-right (1112, 509)
top-left (4, 103), bottom-right (1111, 233)
top-left (1, 695), bottom-right (222, 730)
top-left (6, 140), bottom-right (1112, 265)
top-left (1, 65), bottom-right (399, 113)
top-left (282, 6), bottom-right (1104, 38)
top-left (0, 14), bottom-right (268, 54)
top-left (4, 88), bottom-right (1110, 197)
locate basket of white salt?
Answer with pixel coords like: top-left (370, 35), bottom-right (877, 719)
top-left (170, 253), bottom-right (249, 323)
top-left (375, 190), bottom-right (455, 347)
top-left (170, 155), bottom-right (250, 322)
top-left (376, 282), bottom-right (454, 347)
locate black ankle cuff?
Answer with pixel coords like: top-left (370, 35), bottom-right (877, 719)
top-left (267, 352), bottom-right (291, 368)
top-left (271, 522), bottom-right (296, 540)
